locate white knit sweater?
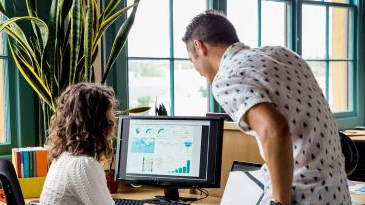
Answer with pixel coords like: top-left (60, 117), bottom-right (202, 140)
top-left (40, 152), bottom-right (115, 205)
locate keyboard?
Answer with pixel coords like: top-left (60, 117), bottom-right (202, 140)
top-left (114, 198), bottom-right (187, 205)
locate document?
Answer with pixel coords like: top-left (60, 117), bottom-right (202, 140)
top-left (221, 170), bottom-right (264, 205)
top-left (349, 184), bottom-right (365, 194)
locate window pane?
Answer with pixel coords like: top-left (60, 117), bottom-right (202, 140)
top-left (227, 0), bottom-right (258, 48)
top-left (127, 0), bottom-right (170, 58)
top-left (329, 61), bottom-right (351, 112)
top-left (329, 7), bottom-right (351, 59)
top-left (262, 1), bottom-right (287, 47)
top-left (308, 61), bottom-right (327, 97)
top-left (325, 0), bottom-right (348, 3)
top-left (0, 59), bottom-right (6, 143)
top-left (174, 61), bottom-right (208, 116)
top-left (173, 0), bottom-right (206, 59)
top-left (128, 60), bottom-right (171, 115)
top-left (302, 5), bottom-right (326, 59)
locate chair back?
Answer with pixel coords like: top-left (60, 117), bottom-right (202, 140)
top-left (0, 158), bottom-right (25, 205)
top-left (339, 132), bottom-right (359, 176)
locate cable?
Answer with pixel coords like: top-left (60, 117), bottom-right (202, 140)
top-left (187, 188), bottom-right (209, 204)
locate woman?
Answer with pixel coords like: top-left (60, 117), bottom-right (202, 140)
top-left (40, 83), bottom-right (118, 205)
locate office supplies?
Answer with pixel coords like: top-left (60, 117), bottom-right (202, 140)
top-left (221, 161), bottom-right (264, 205)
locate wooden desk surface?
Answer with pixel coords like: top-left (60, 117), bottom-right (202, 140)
top-left (0, 188), bottom-right (221, 205)
top-left (1, 188), bottom-right (364, 205)
top-left (111, 188), bottom-right (221, 205)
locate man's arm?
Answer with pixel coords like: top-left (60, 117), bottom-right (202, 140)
top-left (243, 102), bottom-right (293, 204)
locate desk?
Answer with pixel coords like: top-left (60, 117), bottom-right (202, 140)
top-left (111, 188), bottom-right (221, 205)
top-left (1, 187), bottom-right (364, 205)
top-left (0, 188), bottom-right (220, 205)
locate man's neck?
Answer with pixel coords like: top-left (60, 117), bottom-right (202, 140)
top-left (207, 44), bottom-right (231, 79)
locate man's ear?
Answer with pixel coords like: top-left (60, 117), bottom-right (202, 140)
top-left (193, 40), bottom-right (208, 56)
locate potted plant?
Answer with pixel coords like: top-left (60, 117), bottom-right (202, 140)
top-left (0, 0), bottom-right (141, 144)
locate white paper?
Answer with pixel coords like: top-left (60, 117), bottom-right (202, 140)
top-left (221, 170), bottom-right (264, 205)
top-left (349, 184), bottom-right (365, 194)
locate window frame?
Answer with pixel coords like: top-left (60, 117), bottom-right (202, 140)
top-left (105, 0), bottom-right (364, 129)
top-left (296, 0), bottom-right (361, 129)
top-left (125, 0), bottom-right (210, 116)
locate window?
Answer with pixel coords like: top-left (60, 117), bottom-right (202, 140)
top-left (227, 0), bottom-right (291, 48)
top-left (117, 0), bottom-right (362, 127)
top-left (302, 2), bottom-right (354, 113)
top-left (127, 0), bottom-right (208, 116)
top-left (226, 0), bottom-right (355, 115)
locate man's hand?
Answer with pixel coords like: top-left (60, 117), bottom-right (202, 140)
top-left (243, 103), bottom-right (293, 204)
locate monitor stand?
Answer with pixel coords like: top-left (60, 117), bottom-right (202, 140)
top-left (154, 188), bottom-right (198, 202)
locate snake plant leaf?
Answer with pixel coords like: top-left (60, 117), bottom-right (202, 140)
top-left (61, 20), bottom-right (71, 51)
top-left (25, 0), bottom-right (37, 17)
top-left (69, 0), bottom-right (82, 84)
top-left (84, 0), bottom-right (94, 81)
top-left (3, 17), bottom-right (48, 52)
top-left (0, 17), bottom-right (48, 70)
top-left (4, 26), bottom-right (40, 72)
top-left (59, 0), bottom-right (72, 48)
top-left (9, 40), bottom-right (54, 110)
top-left (100, 0), bottom-right (122, 21)
top-left (102, 0), bottom-right (140, 83)
top-left (75, 44), bottom-right (98, 82)
top-left (43, 0), bottom-right (60, 95)
top-left (92, 0), bottom-right (99, 36)
top-left (0, 1), bottom-right (9, 18)
top-left (118, 106), bottom-right (151, 115)
top-left (29, 36), bottom-right (42, 74)
top-left (26, 0), bottom-right (44, 51)
top-left (60, 44), bottom-right (70, 92)
top-left (92, 4), bottom-right (135, 53)
top-left (60, 0), bottom-right (73, 23)
top-left (0, 21), bottom-right (31, 53)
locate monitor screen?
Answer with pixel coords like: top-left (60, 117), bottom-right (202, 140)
top-left (115, 116), bottom-right (224, 195)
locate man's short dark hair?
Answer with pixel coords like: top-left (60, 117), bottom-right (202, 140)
top-left (182, 10), bottom-right (239, 55)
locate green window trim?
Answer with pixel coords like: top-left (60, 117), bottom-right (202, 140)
top-left (106, 0), bottom-right (364, 129)
top-left (0, 0), bottom-right (362, 158)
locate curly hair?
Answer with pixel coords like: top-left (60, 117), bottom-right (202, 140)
top-left (47, 82), bottom-right (118, 162)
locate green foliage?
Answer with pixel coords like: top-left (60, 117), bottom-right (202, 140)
top-left (0, 0), bottom-right (141, 142)
top-left (137, 96), bottom-right (152, 107)
top-left (130, 61), bottom-right (167, 77)
top-left (0, 0), bottom-right (140, 111)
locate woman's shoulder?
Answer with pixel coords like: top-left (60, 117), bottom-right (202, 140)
top-left (56, 152), bottom-right (102, 169)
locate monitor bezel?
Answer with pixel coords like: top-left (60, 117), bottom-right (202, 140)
top-left (114, 116), bottom-right (224, 189)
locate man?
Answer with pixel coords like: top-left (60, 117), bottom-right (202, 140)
top-left (182, 10), bottom-right (350, 205)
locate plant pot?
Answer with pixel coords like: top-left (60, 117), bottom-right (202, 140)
top-left (105, 170), bottom-right (119, 194)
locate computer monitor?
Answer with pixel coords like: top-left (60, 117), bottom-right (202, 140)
top-left (115, 116), bottom-right (224, 201)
